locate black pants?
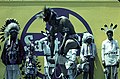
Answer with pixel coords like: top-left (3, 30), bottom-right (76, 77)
top-left (83, 57), bottom-right (94, 79)
top-left (104, 66), bottom-right (118, 79)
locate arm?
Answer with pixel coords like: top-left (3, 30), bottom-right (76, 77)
top-left (115, 40), bottom-right (119, 62)
top-left (80, 44), bottom-right (85, 62)
top-left (59, 32), bottom-right (67, 55)
top-left (1, 41), bottom-right (7, 66)
top-left (93, 43), bottom-right (97, 58)
top-left (101, 41), bottom-right (105, 67)
top-left (18, 39), bottom-right (25, 65)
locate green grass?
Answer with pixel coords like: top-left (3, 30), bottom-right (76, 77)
top-left (0, 2), bottom-right (120, 79)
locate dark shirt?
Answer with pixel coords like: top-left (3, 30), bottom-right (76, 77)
top-left (1, 39), bottom-right (24, 66)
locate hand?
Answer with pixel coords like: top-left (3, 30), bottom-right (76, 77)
top-left (82, 57), bottom-right (87, 63)
top-left (102, 60), bottom-right (105, 68)
top-left (116, 61), bottom-right (119, 68)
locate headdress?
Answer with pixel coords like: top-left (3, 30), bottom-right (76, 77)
top-left (101, 23), bottom-right (117, 34)
top-left (0, 18), bottom-right (20, 42)
top-left (36, 6), bottom-right (57, 22)
top-left (82, 32), bottom-right (94, 43)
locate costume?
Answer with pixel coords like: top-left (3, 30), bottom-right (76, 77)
top-left (0, 18), bottom-right (24, 79)
top-left (80, 32), bottom-right (96, 79)
top-left (101, 23), bottom-right (119, 79)
top-left (22, 42), bottom-right (40, 79)
top-left (39, 31), bottom-right (59, 79)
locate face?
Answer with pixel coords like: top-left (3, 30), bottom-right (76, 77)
top-left (86, 38), bottom-right (92, 44)
top-left (10, 31), bottom-right (18, 39)
top-left (107, 32), bottom-right (113, 41)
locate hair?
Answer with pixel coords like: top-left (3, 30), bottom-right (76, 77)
top-left (106, 30), bottom-right (113, 35)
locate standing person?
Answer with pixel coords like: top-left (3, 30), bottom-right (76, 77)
top-left (80, 32), bottom-right (96, 79)
top-left (101, 24), bottom-right (119, 79)
top-left (0, 18), bottom-right (24, 79)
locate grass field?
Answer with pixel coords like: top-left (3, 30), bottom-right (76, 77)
top-left (0, 1), bottom-right (120, 79)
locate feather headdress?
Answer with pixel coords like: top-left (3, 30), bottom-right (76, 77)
top-left (0, 18), bottom-right (20, 42)
top-left (82, 32), bottom-right (94, 43)
top-left (101, 23), bottom-right (117, 34)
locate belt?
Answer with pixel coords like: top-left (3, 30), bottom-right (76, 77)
top-left (104, 52), bottom-right (117, 55)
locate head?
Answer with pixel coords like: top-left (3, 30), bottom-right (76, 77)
top-left (10, 29), bottom-right (18, 40)
top-left (101, 23), bottom-right (117, 41)
top-left (86, 37), bottom-right (92, 44)
top-left (0, 18), bottom-right (20, 42)
top-left (42, 7), bottom-right (57, 23)
top-left (4, 19), bottom-right (20, 42)
top-left (8, 23), bottom-right (19, 40)
top-left (106, 30), bottom-right (113, 41)
top-left (82, 32), bottom-right (93, 44)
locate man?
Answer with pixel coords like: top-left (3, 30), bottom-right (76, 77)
top-left (101, 24), bottom-right (119, 79)
top-left (36, 7), bottom-right (80, 57)
top-left (0, 18), bottom-right (24, 79)
top-left (80, 32), bottom-right (96, 79)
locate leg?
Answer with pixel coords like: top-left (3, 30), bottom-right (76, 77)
top-left (13, 70), bottom-right (20, 79)
top-left (13, 70), bottom-right (17, 79)
top-left (44, 67), bottom-right (49, 79)
top-left (6, 70), bottom-right (12, 79)
top-left (112, 66), bottom-right (118, 79)
top-left (105, 66), bottom-right (111, 79)
top-left (83, 71), bottom-right (88, 79)
top-left (67, 69), bottom-right (74, 79)
top-left (89, 58), bottom-right (94, 79)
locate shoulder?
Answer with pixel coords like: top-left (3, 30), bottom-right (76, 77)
top-left (102, 39), bottom-right (108, 44)
top-left (92, 43), bottom-right (96, 46)
top-left (113, 39), bottom-right (118, 43)
top-left (59, 16), bottom-right (69, 23)
top-left (59, 16), bottom-right (68, 19)
top-left (81, 43), bottom-right (87, 47)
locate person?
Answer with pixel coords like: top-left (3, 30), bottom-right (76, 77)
top-left (23, 42), bottom-right (39, 79)
top-left (0, 18), bottom-right (24, 79)
top-left (39, 29), bottom-right (60, 79)
top-left (80, 32), bottom-right (96, 79)
top-left (36, 6), bottom-right (80, 58)
top-left (101, 24), bottom-right (119, 79)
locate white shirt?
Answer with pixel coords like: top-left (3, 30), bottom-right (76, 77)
top-left (101, 39), bottom-right (119, 66)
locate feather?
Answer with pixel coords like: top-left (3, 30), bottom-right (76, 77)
top-left (0, 25), bottom-right (6, 32)
top-left (104, 24), bottom-right (108, 28)
top-left (0, 33), bottom-right (4, 35)
top-left (1, 37), bottom-right (5, 42)
top-left (113, 24), bottom-right (117, 30)
top-left (36, 12), bottom-right (44, 19)
top-left (0, 36), bottom-right (4, 40)
top-left (110, 23), bottom-right (113, 27)
top-left (104, 24), bottom-right (108, 31)
top-left (101, 28), bottom-right (105, 31)
top-left (110, 23), bottom-right (113, 30)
